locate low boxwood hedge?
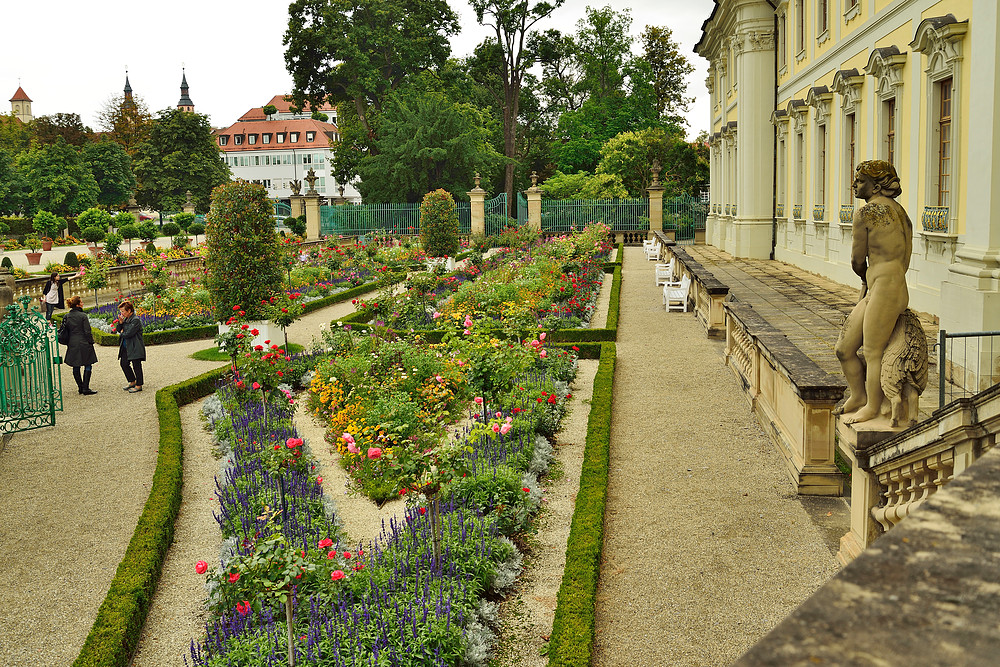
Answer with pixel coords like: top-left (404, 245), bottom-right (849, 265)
top-left (73, 366), bottom-right (227, 667)
top-left (547, 341), bottom-right (616, 666)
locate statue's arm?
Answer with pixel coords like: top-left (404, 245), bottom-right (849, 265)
top-left (851, 210), bottom-right (869, 287)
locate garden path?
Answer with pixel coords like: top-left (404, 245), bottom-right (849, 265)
top-left (591, 246), bottom-right (844, 666)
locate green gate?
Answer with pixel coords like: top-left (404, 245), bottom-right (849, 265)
top-left (1, 296), bottom-right (64, 437)
top-left (540, 198), bottom-right (650, 234)
top-left (662, 195), bottom-right (707, 243)
top-left (485, 193), bottom-right (510, 236)
top-left (274, 201), bottom-right (292, 219)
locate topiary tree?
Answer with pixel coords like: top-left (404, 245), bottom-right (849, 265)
top-left (80, 226), bottom-right (106, 246)
top-left (118, 223), bottom-right (139, 252)
top-left (419, 189), bottom-right (459, 258)
top-left (75, 207), bottom-right (113, 234)
top-left (64, 250), bottom-right (79, 268)
top-left (112, 211), bottom-right (134, 232)
top-left (262, 104), bottom-right (277, 119)
top-left (285, 215), bottom-right (307, 237)
top-left (204, 180), bottom-right (283, 321)
top-left (188, 221), bottom-right (205, 244)
top-left (161, 221), bottom-right (181, 239)
top-left (103, 231), bottom-right (123, 256)
top-left (138, 221), bottom-right (158, 249)
top-left (173, 212), bottom-right (195, 230)
top-left (33, 210), bottom-right (64, 240)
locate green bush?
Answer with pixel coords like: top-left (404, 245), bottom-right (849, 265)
top-left (103, 232), bottom-right (123, 256)
top-left (204, 180), bottom-right (283, 320)
top-left (187, 222), bottom-right (205, 242)
top-left (419, 189), bottom-right (459, 258)
top-left (1, 256), bottom-right (11, 268)
top-left (33, 210), bottom-right (63, 238)
top-left (118, 223), bottom-right (139, 240)
top-left (64, 251), bottom-right (79, 267)
top-left (160, 222), bottom-right (180, 238)
top-left (80, 227), bottom-right (106, 244)
top-left (285, 216), bottom-right (307, 237)
top-left (137, 222), bottom-right (158, 243)
top-left (112, 212), bottom-right (134, 230)
top-left (76, 208), bottom-right (113, 233)
top-left (172, 212), bottom-right (195, 230)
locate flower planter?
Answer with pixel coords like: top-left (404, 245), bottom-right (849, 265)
top-left (41, 239), bottom-right (53, 251)
top-left (25, 252), bottom-right (42, 265)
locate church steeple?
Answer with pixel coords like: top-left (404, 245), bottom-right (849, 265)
top-left (9, 84), bottom-right (32, 123)
top-left (177, 68), bottom-right (194, 112)
top-left (123, 71), bottom-right (135, 110)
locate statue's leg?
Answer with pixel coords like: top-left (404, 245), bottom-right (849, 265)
top-left (846, 285), bottom-right (906, 424)
top-left (835, 300), bottom-right (867, 414)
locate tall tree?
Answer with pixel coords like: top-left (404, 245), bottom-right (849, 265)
top-left (284, 0), bottom-right (459, 174)
top-left (596, 126), bottom-right (706, 197)
top-left (82, 140), bottom-right (136, 208)
top-left (16, 138), bottom-right (99, 216)
top-left (357, 87), bottom-right (501, 203)
top-left (530, 29), bottom-right (585, 115)
top-left (0, 114), bottom-right (32, 155)
top-left (641, 25), bottom-right (695, 124)
top-left (96, 94), bottom-right (153, 158)
top-left (573, 5), bottom-right (632, 100)
top-left (30, 113), bottom-right (94, 146)
top-left (469, 0), bottom-right (564, 215)
top-left (0, 148), bottom-right (29, 215)
top-left (132, 108), bottom-right (230, 212)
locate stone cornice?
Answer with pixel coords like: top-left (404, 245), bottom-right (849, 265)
top-left (806, 85), bottom-right (833, 124)
top-left (786, 98), bottom-right (807, 132)
top-left (910, 14), bottom-right (968, 69)
top-left (864, 46), bottom-right (907, 97)
top-left (831, 68), bottom-right (865, 110)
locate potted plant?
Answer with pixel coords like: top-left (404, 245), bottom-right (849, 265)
top-left (32, 210), bottom-right (63, 251)
top-left (80, 227), bottom-right (106, 255)
top-left (24, 234), bottom-right (42, 265)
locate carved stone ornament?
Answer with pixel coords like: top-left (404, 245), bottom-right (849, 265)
top-left (730, 33), bottom-right (745, 56)
top-left (705, 74), bottom-right (715, 95)
top-left (185, 190), bottom-right (193, 205)
top-left (290, 179), bottom-right (302, 195)
top-left (304, 168), bottom-right (318, 194)
top-left (786, 99), bottom-right (808, 132)
top-left (864, 46), bottom-right (907, 97)
top-left (530, 171), bottom-right (538, 188)
top-left (651, 159), bottom-right (662, 187)
top-left (806, 86), bottom-right (833, 124)
top-left (909, 14), bottom-right (968, 71)
top-left (832, 68), bottom-right (865, 111)
top-left (770, 110), bottom-right (789, 141)
top-left (746, 30), bottom-right (775, 52)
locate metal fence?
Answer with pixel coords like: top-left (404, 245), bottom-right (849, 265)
top-left (938, 330), bottom-right (1000, 408)
top-left (540, 198), bottom-right (650, 234)
top-left (320, 202), bottom-right (423, 236)
top-left (274, 201), bottom-right (292, 219)
top-left (662, 195), bottom-right (707, 243)
top-left (1, 297), bottom-right (63, 436)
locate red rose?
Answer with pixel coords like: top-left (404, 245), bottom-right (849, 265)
top-left (331, 570), bottom-right (345, 581)
top-left (195, 560), bottom-right (208, 574)
top-left (228, 572), bottom-right (240, 583)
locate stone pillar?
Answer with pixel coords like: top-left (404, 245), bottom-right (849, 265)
top-left (526, 171), bottom-right (542, 232)
top-left (941, 0), bottom-right (1000, 365)
top-left (647, 161), bottom-right (665, 241)
top-left (835, 421), bottom-right (899, 564)
top-left (468, 173), bottom-right (487, 237)
top-left (289, 194), bottom-right (304, 219)
top-left (732, 20), bottom-right (777, 259)
top-left (182, 190), bottom-right (196, 215)
top-left (127, 195), bottom-right (141, 224)
top-left (304, 194), bottom-right (321, 240)
top-left (0, 267), bottom-right (14, 321)
top-left (331, 185), bottom-right (348, 206)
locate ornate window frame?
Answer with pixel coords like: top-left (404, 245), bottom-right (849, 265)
top-left (911, 15), bottom-right (968, 235)
top-left (864, 47), bottom-right (906, 169)
top-left (816, 0), bottom-right (830, 46)
top-left (772, 110), bottom-right (790, 216)
top-left (807, 87), bottom-right (833, 221)
top-left (777, 9), bottom-right (788, 75)
top-left (832, 68), bottom-right (864, 209)
top-left (844, 0), bottom-right (861, 25)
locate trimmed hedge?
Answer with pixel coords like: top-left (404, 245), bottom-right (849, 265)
top-left (547, 341), bottom-right (616, 666)
top-left (92, 324), bottom-right (218, 347)
top-left (73, 366), bottom-right (227, 666)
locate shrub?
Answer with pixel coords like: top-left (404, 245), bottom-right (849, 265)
top-left (113, 211), bottom-right (134, 230)
top-left (173, 212), bottom-right (195, 230)
top-left (137, 221), bottom-right (158, 243)
top-left (1, 256), bottom-right (11, 268)
top-left (104, 232), bottom-right (123, 255)
top-left (204, 180), bottom-right (283, 320)
top-left (75, 208), bottom-right (113, 233)
top-left (32, 210), bottom-right (63, 239)
top-left (118, 223), bottom-right (139, 240)
top-left (64, 251), bottom-right (79, 267)
top-left (285, 216), bottom-right (307, 237)
top-left (161, 221), bottom-right (181, 238)
top-left (80, 227), bottom-right (106, 244)
top-left (187, 222), bottom-right (205, 241)
top-left (420, 189), bottom-right (459, 258)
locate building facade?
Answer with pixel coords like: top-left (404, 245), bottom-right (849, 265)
top-left (214, 95), bottom-right (359, 204)
top-left (696, 0), bottom-right (1000, 374)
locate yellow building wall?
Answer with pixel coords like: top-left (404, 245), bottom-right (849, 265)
top-left (875, 0), bottom-right (894, 13)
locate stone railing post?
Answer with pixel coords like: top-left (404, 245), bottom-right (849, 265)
top-left (526, 171), bottom-right (542, 232)
top-left (469, 173), bottom-right (486, 237)
top-left (304, 194), bottom-right (321, 239)
top-left (647, 160), bottom-right (665, 241)
top-left (289, 194), bottom-right (304, 219)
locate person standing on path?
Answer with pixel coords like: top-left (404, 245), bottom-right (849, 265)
top-left (40, 271), bottom-right (65, 322)
top-left (62, 295), bottom-right (99, 395)
top-left (113, 301), bottom-right (146, 393)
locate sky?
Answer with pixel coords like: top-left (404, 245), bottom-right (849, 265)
top-left (2, 0), bottom-right (711, 140)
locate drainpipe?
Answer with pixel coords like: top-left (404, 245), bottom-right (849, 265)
top-left (766, 0), bottom-right (778, 260)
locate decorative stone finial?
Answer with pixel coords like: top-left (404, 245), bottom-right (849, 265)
top-left (338, 185), bottom-right (345, 197)
top-left (651, 160), bottom-right (662, 187)
top-left (185, 190), bottom-right (193, 205)
top-left (530, 171), bottom-right (538, 188)
top-left (290, 180), bottom-right (302, 195)
top-left (474, 172), bottom-right (481, 188)
top-left (305, 168), bottom-right (319, 195)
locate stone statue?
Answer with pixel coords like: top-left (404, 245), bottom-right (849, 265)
top-left (305, 168), bottom-right (318, 194)
top-left (877, 309), bottom-right (928, 426)
top-left (834, 160), bottom-right (926, 425)
top-left (185, 190), bottom-right (193, 205)
top-left (290, 179), bottom-right (302, 195)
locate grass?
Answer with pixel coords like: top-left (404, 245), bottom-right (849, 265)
top-left (190, 342), bottom-right (304, 361)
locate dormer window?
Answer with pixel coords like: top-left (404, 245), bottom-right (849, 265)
top-left (306, 131), bottom-right (315, 142)
top-left (248, 134), bottom-right (257, 145)
top-left (290, 132), bottom-right (299, 142)
top-left (263, 133), bottom-right (271, 144)
top-left (234, 135), bottom-right (243, 145)
top-left (277, 133), bottom-right (285, 143)
top-left (219, 135), bottom-right (228, 146)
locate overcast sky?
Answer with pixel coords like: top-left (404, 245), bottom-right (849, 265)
top-left (3, 0), bottom-right (710, 140)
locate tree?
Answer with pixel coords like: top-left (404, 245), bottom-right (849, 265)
top-left (82, 140), bottom-right (135, 208)
top-left (132, 108), bottom-right (230, 212)
top-left (573, 5), bottom-right (633, 100)
top-left (641, 25), bottom-right (695, 124)
top-left (284, 0), bottom-right (459, 157)
top-left (596, 126), bottom-right (706, 197)
top-left (204, 181), bottom-right (283, 321)
top-left (470, 0), bottom-right (564, 215)
top-left (420, 189), bottom-right (460, 258)
top-left (262, 104), bottom-right (278, 119)
top-left (0, 148), bottom-right (29, 215)
top-left (31, 113), bottom-right (94, 146)
top-left (32, 210), bottom-right (63, 239)
top-left (16, 138), bottom-right (99, 216)
top-left (0, 114), bottom-right (32, 155)
top-left (310, 111), bottom-right (329, 122)
top-left (96, 94), bottom-right (153, 158)
top-left (357, 88), bottom-right (501, 203)
top-left (538, 170), bottom-right (626, 199)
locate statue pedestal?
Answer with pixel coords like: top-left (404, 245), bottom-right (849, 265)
top-left (835, 416), bottom-right (906, 565)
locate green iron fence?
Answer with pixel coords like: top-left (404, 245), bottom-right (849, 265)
top-left (485, 193), bottom-right (511, 236)
top-left (540, 198), bottom-right (650, 234)
top-left (517, 192), bottom-right (528, 226)
top-left (274, 201), bottom-right (292, 219)
top-left (320, 202), bottom-right (422, 237)
top-left (1, 296), bottom-right (63, 436)
top-left (662, 195), bottom-right (707, 243)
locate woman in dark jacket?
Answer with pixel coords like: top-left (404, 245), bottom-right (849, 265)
top-left (62, 295), bottom-right (99, 395)
top-left (113, 300), bottom-right (146, 393)
top-left (41, 272), bottom-right (65, 321)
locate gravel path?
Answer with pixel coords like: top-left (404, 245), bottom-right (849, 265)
top-left (591, 247), bottom-right (842, 666)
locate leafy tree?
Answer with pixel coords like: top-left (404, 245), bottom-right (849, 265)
top-left (96, 94), bottom-right (153, 158)
top-left (32, 210), bottom-right (63, 239)
top-left (137, 221), bottom-right (158, 244)
top-left (0, 114), bottom-right (32, 155)
top-left (262, 104), bottom-right (278, 119)
top-left (0, 148), bottom-right (29, 215)
top-left (31, 113), bottom-right (94, 146)
top-left (641, 25), bottom-right (695, 124)
top-left (420, 189), bottom-right (459, 257)
top-left (469, 0), bottom-right (564, 215)
top-left (187, 221), bottom-right (205, 244)
top-left (118, 223), bottom-right (139, 252)
top-left (530, 29), bottom-right (585, 115)
top-left (596, 126), bottom-right (706, 197)
top-left (204, 181), bottom-right (283, 321)
top-left (16, 138), bottom-right (99, 216)
top-left (113, 211), bottom-right (135, 230)
top-left (358, 88), bottom-right (501, 203)
top-left (573, 5), bottom-right (632, 100)
top-left (173, 212), bottom-right (195, 230)
top-left (539, 170), bottom-right (626, 199)
top-left (76, 207), bottom-right (113, 233)
top-left (132, 108), bottom-right (230, 212)
top-left (284, 0), bottom-right (459, 161)
top-left (310, 111), bottom-right (329, 122)
top-left (103, 231), bottom-right (123, 255)
top-left (82, 140), bottom-right (135, 208)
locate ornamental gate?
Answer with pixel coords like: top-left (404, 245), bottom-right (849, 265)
top-left (1, 296), bottom-right (63, 445)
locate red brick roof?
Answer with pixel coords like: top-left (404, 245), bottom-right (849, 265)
top-left (264, 94), bottom-right (335, 114)
top-left (9, 86), bottom-right (31, 102)
top-left (214, 118), bottom-right (339, 152)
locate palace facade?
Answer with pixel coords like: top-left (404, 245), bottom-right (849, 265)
top-left (695, 0), bottom-right (999, 345)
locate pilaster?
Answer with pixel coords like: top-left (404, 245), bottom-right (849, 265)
top-left (526, 172), bottom-right (542, 233)
top-left (468, 174), bottom-right (486, 237)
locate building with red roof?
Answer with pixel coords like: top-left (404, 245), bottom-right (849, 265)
top-left (214, 96), bottom-right (358, 204)
top-left (9, 85), bottom-right (32, 123)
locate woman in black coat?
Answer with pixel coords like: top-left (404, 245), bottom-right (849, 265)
top-left (62, 295), bottom-right (99, 395)
top-left (41, 272), bottom-right (65, 322)
top-left (113, 300), bottom-right (146, 393)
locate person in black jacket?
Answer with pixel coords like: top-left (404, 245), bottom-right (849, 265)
top-left (40, 272), bottom-right (65, 322)
top-left (113, 300), bottom-right (146, 393)
top-left (61, 295), bottom-right (99, 395)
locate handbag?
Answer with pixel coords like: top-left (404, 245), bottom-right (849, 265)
top-left (58, 321), bottom-right (70, 345)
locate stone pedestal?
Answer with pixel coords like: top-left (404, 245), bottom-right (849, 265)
top-left (289, 194), bottom-right (304, 219)
top-left (647, 184), bottom-right (664, 235)
top-left (526, 184), bottom-right (542, 233)
top-left (469, 181), bottom-right (486, 237)
top-left (304, 194), bottom-right (321, 240)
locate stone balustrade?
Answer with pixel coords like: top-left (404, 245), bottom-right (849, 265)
top-left (836, 382), bottom-right (1000, 564)
top-left (664, 245), bottom-right (730, 338)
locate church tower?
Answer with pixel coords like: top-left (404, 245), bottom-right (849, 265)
top-left (177, 69), bottom-right (194, 112)
top-left (123, 72), bottom-right (136, 110)
top-left (9, 86), bottom-right (32, 123)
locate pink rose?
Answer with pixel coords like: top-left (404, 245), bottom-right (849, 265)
top-left (195, 560), bottom-right (208, 574)
top-left (539, 350), bottom-right (547, 358)
top-left (318, 538), bottom-right (333, 549)
top-left (435, 375), bottom-right (444, 383)
top-left (367, 447), bottom-right (382, 459)
top-left (500, 423), bottom-right (512, 435)
top-left (539, 332), bottom-right (546, 341)
top-left (327, 550), bottom-right (338, 559)
top-left (491, 423), bottom-right (501, 433)
top-left (342, 432), bottom-right (355, 444)
top-left (474, 397), bottom-right (483, 405)
top-left (331, 570), bottom-right (345, 581)
top-left (347, 442), bottom-right (360, 454)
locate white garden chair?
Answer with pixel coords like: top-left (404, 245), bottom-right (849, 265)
top-left (663, 274), bottom-right (692, 312)
top-left (643, 241), bottom-right (661, 261)
top-left (654, 257), bottom-right (676, 285)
